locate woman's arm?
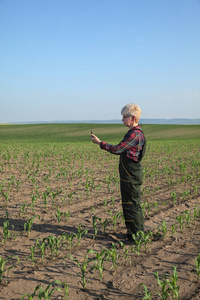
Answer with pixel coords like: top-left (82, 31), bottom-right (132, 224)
top-left (91, 131), bottom-right (140, 155)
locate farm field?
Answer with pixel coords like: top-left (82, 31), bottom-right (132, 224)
top-left (0, 123), bottom-right (200, 299)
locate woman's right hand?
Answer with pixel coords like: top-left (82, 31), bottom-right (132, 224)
top-left (91, 134), bottom-right (101, 145)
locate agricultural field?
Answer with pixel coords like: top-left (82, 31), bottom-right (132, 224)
top-left (0, 123), bottom-right (200, 299)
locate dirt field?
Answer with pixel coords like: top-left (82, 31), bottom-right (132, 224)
top-left (0, 140), bottom-right (200, 299)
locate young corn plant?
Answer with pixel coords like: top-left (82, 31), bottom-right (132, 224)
top-left (50, 189), bottom-right (62, 207)
top-left (89, 249), bottom-right (108, 281)
top-left (75, 223), bottom-right (88, 245)
top-left (176, 214), bottom-right (185, 232)
top-left (167, 266), bottom-right (180, 300)
top-left (106, 243), bottom-right (120, 273)
top-left (19, 201), bottom-right (28, 217)
top-left (67, 253), bottom-right (94, 289)
top-left (65, 210), bottom-right (71, 223)
top-left (171, 224), bottom-right (177, 236)
top-left (26, 245), bottom-right (37, 267)
top-left (184, 210), bottom-right (192, 227)
top-left (154, 266), bottom-right (180, 300)
top-left (62, 232), bottom-right (75, 250)
top-left (24, 215), bottom-right (40, 236)
top-left (171, 192), bottom-right (177, 206)
top-left (193, 207), bottom-right (199, 223)
top-left (195, 253), bottom-right (200, 281)
top-left (68, 191), bottom-right (75, 204)
top-left (44, 235), bottom-right (63, 258)
top-left (153, 271), bottom-right (171, 300)
top-left (0, 255), bottom-right (19, 284)
top-left (55, 207), bottom-right (67, 224)
top-left (2, 191), bottom-right (9, 205)
top-left (42, 192), bottom-right (49, 210)
top-left (36, 239), bottom-right (47, 262)
top-left (2, 219), bottom-right (12, 243)
top-left (31, 193), bottom-right (38, 213)
top-left (157, 220), bottom-right (168, 239)
top-left (104, 198), bottom-right (108, 208)
top-left (20, 280), bottom-right (68, 300)
top-left (131, 231), bottom-right (152, 255)
top-left (92, 216), bottom-right (99, 239)
top-left (119, 242), bottom-right (132, 265)
top-left (107, 210), bottom-right (123, 230)
top-left (138, 283), bottom-right (154, 300)
top-left (98, 217), bottom-right (109, 235)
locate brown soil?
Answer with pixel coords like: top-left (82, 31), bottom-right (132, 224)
top-left (0, 143), bottom-right (200, 299)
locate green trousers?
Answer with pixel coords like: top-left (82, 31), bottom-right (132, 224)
top-left (119, 153), bottom-right (144, 235)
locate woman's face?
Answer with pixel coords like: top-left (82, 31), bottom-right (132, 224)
top-left (122, 115), bottom-right (134, 128)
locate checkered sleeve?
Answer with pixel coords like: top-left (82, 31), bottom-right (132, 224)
top-left (100, 131), bottom-right (138, 154)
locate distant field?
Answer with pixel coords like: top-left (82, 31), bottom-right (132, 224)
top-left (0, 123), bottom-right (200, 143)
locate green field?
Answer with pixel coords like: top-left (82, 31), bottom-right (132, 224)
top-left (0, 123), bottom-right (200, 143)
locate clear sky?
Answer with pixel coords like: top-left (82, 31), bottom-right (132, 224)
top-left (1, 0), bottom-right (200, 123)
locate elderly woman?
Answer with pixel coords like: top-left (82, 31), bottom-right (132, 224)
top-left (91, 103), bottom-right (146, 241)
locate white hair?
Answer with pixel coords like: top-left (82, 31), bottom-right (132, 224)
top-left (121, 103), bottom-right (141, 122)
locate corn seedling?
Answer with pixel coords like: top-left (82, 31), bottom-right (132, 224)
top-left (62, 233), bottom-right (75, 250)
top-left (42, 192), bottom-right (49, 209)
top-left (75, 223), bottom-right (88, 245)
top-left (176, 214), bottom-right (184, 231)
top-left (24, 215), bottom-right (40, 236)
top-left (20, 280), bottom-right (68, 300)
top-left (67, 253), bottom-right (94, 289)
top-left (55, 207), bottom-right (66, 224)
top-left (2, 191), bottom-right (9, 205)
top-left (0, 255), bottom-right (19, 284)
top-left (184, 210), bottom-right (192, 227)
top-left (31, 193), bottom-right (37, 213)
top-left (157, 220), bottom-right (167, 239)
top-left (89, 249), bottom-right (108, 281)
top-left (68, 191), bottom-right (75, 204)
top-left (167, 266), bottom-right (180, 300)
top-left (36, 239), bottom-right (47, 262)
top-left (154, 266), bottom-right (180, 300)
top-left (138, 283), bottom-right (154, 300)
top-left (153, 202), bottom-right (158, 213)
top-left (195, 253), bottom-right (200, 281)
top-left (92, 215), bottom-right (98, 239)
top-left (171, 224), bottom-right (177, 236)
top-left (19, 201), bottom-right (27, 217)
top-left (26, 245), bottom-right (37, 267)
top-left (44, 235), bottom-right (63, 258)
top-left (106, 243), bottom-right (120, 273)
top-left (131, 232), bottom-right (145, 255)
top-left (50, 189), bottom-right (62, 207)
top-left (2, 219), bottom-right (12, 243)
top-left (154, 271), bottom-right (171, 300)
top-left (107, 210), bottom-right (123, 230)
top-left (193, 207), bottom-right (199, 222)
top-left (171, 192), bottom-right (177, 206)
top-left (119, 242), bottom-right (132, 265)
top-left (98, 217), bottom-right (109, 234)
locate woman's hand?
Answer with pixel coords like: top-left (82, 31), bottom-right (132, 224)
top-left (91, 134), bottom-right (101, 145)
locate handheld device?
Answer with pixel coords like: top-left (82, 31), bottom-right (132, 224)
top-left (90, 130), bottom-right (93, 135)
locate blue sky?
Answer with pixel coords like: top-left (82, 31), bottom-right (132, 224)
top-left (1, 0), bottom-right (200, 123)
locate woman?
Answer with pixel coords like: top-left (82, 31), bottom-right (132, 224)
top-left (91, 103), bottom-right (146, 241)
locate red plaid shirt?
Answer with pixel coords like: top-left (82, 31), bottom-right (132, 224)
top-left (100, 125), bottom-right (145, 162)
